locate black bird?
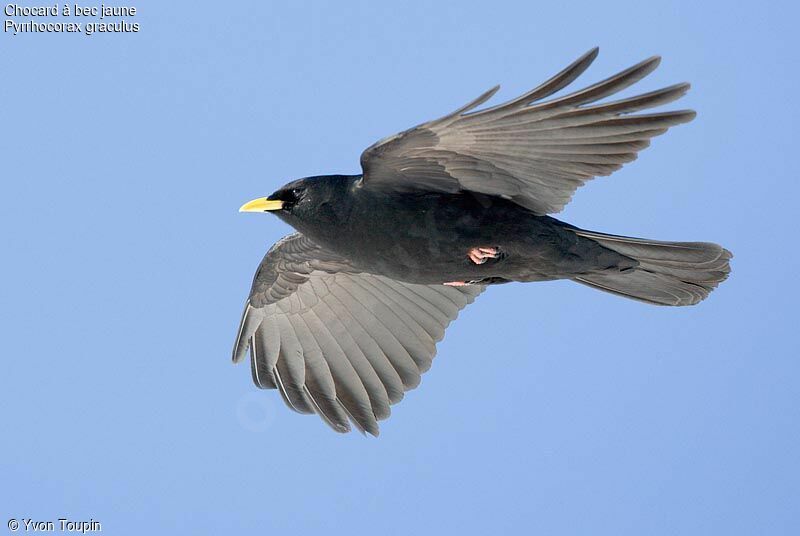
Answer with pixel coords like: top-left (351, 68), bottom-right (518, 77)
top-left (233, 48), bottom-right (731, 435)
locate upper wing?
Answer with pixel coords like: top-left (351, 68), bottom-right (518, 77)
top-left (359, 47), bottom-right (695, 215)
top-left (232, 233), bottom-right (484, 435)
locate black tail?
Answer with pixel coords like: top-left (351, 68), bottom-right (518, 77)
top-left (573, 229), bottom-right (732, 306)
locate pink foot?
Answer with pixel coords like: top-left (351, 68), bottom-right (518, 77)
top-left (444, 281), bottom-right (468, 287)
top-left (468, 246), bottom-right (499, 265)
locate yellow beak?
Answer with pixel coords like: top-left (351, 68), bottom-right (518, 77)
top-left (238, 197), bottom-right (284, 213)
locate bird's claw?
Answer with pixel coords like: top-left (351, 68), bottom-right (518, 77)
top-left (468, 246), bottom-right (500, 265)
top-left (444, 279), bottom-right (483, 287)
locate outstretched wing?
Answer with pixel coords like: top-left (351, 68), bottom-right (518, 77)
top-left (360, 47), bottom-right (695, 215)
top-left (232, 233), bottom-right (484, 435)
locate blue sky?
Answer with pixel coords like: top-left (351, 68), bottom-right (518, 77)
top-left (2, 1), bottom-right (797, 534)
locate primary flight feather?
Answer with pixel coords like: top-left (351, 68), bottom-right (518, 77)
top-left (233, 48), bottom-right (731, 435)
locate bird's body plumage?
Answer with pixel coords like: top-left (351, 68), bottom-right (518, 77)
top-left (276, 174), bottom-right (633, 285)
top-left (233, 48), bottom-right (732, 434)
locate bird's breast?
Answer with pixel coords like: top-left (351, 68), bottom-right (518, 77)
top-left (315, 192), bottom-right (553, 284)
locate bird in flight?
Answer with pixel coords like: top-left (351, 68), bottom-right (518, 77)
top-left (233, 48), bottom-right (731, 435)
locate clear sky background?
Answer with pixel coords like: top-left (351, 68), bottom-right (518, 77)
top-left (2, 1), bottom-right (797, 534)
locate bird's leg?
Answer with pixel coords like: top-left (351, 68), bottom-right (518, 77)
top-left (444, 247), bottom-right (500, 286)
top-left (467, 246), bottom-right (500, 265)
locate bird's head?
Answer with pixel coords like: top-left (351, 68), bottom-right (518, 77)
top-left (239, 175), bottom-right (357, 236)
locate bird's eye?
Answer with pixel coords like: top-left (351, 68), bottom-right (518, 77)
top-left (291, 188), bottom-right (304, 199)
